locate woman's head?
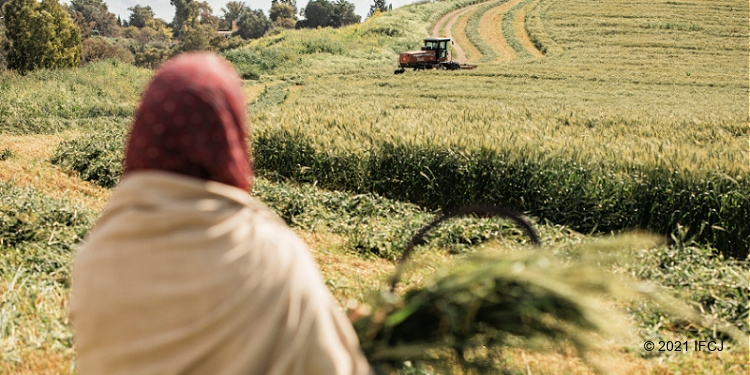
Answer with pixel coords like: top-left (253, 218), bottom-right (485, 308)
top-left (124, 52), bottom-right (251, 190)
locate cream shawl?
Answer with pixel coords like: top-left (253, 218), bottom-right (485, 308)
top-left (70, 172), bottom-right (371, 375)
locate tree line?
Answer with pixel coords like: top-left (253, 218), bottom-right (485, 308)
top-left (0, 0), bottom-right (391, 73)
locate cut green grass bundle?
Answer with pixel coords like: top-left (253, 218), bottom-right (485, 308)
top-left (50, 129), bottom-right (125, 189)
top-left (356, 233), bottom-right (749, 373)
top-left (356, 235), bottom-right (639, 373)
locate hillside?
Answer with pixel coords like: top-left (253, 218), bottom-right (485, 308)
top-left (0, 0), bottom-right (748, 373)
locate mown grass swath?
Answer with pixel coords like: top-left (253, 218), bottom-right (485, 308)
top-left (524, 0), bottom-right (562, 56)
top-left (0, 183), bottom-right (93, 364)
top-left (501, 0), bottom-right (534, 58)
top-left (464, 0), bottom-right (503, 62)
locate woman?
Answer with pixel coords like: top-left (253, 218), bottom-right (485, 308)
top-left (69, 52), bottom-right (371, 375)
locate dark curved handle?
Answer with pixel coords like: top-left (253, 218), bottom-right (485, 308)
top-left (389, 204), bottom-right (541, 292)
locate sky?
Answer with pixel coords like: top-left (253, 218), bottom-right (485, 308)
top-left (101, 0), bottom-right (417, 23)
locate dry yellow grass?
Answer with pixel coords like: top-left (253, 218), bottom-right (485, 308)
top-left (0, 133), bottom-right (110, 211)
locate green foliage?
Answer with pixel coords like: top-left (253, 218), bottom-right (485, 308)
top-left (209, 35), bottom-right (248, 52)
top-left (2, 0), bottom-right (82, 74)
top-left (251, 129), bottom-right (750, 259)
top-left (127, 5), bottom-right (159, 29)
top-left (121, 25), bottom-right (173, 46)
top-left (270, 2), bottom-right (296, 29)
top-left (172, 23), bottom-right (216, 53)
top-left (132, 45), bottom-right (172, 69)
top-left (220, 0), bottom-right (249, 30)
top-left (50, 129), bottom-right (125, 189)
top-left (222, 46), bottom-right (289, 78)
top-left (299, 0), bottom-right (361, 28)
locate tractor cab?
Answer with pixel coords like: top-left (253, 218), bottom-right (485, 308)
top-left (421, 37), bottom-right (451, 61)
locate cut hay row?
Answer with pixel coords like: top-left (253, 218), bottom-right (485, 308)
top-left (525, 0), bottom-right (563, 56)
top-left (512, 0), bottom-right (545, 57)
top-left (501, 0), bottom-right (535, 58)
top-left (476, 0), bottom-right (518, 61)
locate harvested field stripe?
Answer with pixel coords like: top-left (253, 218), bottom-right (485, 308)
top-left (465, 0), bottom-right (505, 62)
top-left (515, 1), bottom-right (544, 57)
top-left (478, 0), bottom-right (522, 61)
top-left (450, 6), bottom-right (483, 62)
top-left (525, 0), bottom-right (563, 56)
top-left (501, 0), bottom-right (533, 58)
top-left (432, 3), bottom-right (487, 63)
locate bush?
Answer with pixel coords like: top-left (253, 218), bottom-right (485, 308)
top-left (81, 36), bottom-right (135, 65)
top-left (133, 45), bottom-right (171, 69)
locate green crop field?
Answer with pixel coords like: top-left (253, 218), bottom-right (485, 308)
top-left (0, 0), bottom-right (748, 373)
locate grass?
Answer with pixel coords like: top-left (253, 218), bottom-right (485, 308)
top-left (0, 0), bottom-right (748, 372)
top-left (0, 60), bottom-right (149, 134)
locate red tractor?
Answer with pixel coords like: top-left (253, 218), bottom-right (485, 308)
top-left (394, 37), bottom-right (477, 74)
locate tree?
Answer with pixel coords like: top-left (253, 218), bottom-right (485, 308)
top-left (196, 2), bottom-right (219, 30)
top-left (298, 0), bottom-right (333, 28)
top-left (171, 0), bottom-right (195, 37)
top-left (173, 23), bottom-right (215, 54)
top-left (220, 1), bottom-right (248, 30)
top-left (368, 0), bottom-right (390, 17)
top-left (171, 0), bottom-right (218, 37)
top-left (298, 0), bottom-right (358, 29)
top-left (128, 5), bottom-right (156, 29)
top-left (2, 0), bottom-right (81, 74)
top-left (269, 2), bottom-right (296, 29)
top-left (234, 8), bottom-right (271, 40)
top-left (124, 5), bottom-right (172, 46)
top-left (332, 0), bottom-right (360, 27)
top-left (69, 0), bottom-right (118, 37)
top-left (272, 0), bottom-right (297, 15)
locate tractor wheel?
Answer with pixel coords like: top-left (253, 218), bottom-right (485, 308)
top-left (445, 62), bottom-right (461, 70)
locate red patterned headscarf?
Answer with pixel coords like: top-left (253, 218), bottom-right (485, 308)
top-left (124, 52), bottom-right (251, 190)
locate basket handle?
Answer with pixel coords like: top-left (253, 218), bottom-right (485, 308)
top-left (388, 204), bottom-right (541, 292)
